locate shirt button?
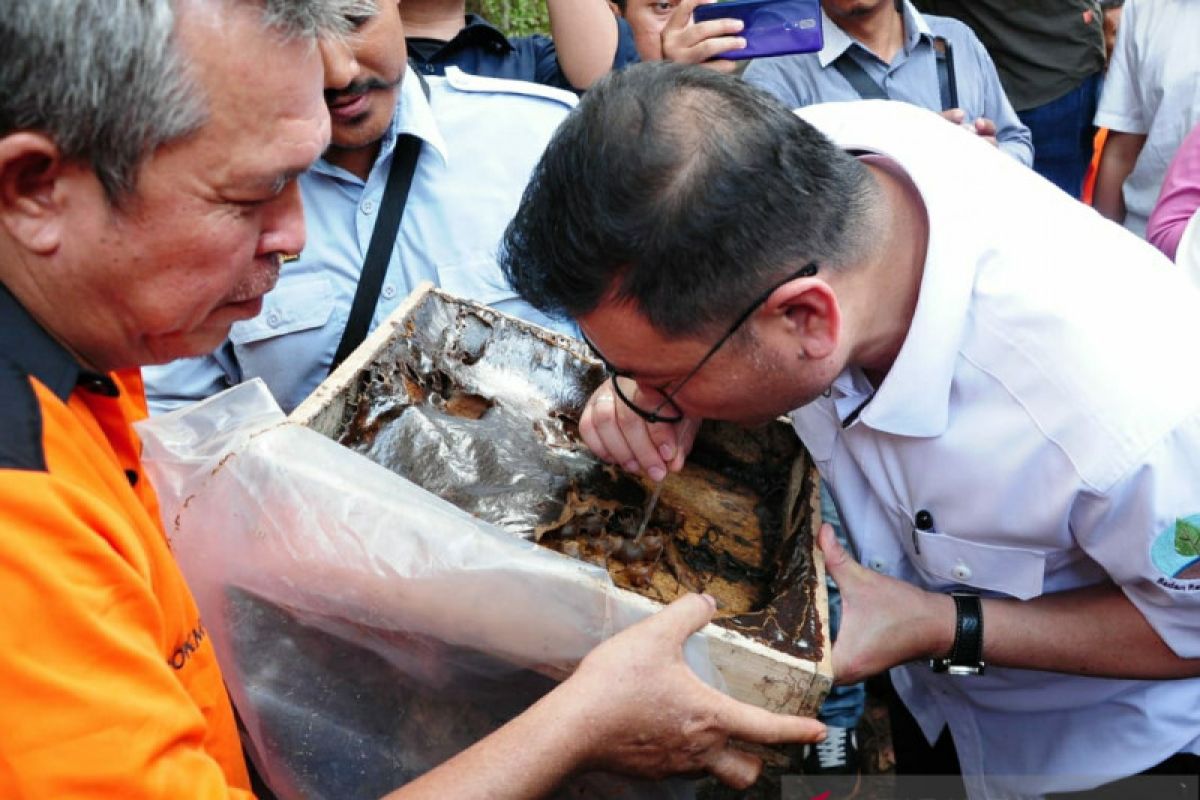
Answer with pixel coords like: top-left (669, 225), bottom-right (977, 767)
top-left (951, 561), bottom-right (973, 582)
top-left (868, 558), bottom-right (887, 573)
top-left (266, 312), bottom-right (281, 327)
top-left (381, 284), bottom-right (397, 300)
top-left (360, 199), bottom-right (375, 214)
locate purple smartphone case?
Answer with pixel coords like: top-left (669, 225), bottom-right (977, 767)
top-left (692, 0), bottom-right (824, 61)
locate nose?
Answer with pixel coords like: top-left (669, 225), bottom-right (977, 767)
top-left (319, 37), bottom-right (359, 91)
top-left (257, 180), bottom-right (306, 260)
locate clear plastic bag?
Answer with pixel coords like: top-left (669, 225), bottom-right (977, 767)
top-left (137, 380), bottom-right (710, 799)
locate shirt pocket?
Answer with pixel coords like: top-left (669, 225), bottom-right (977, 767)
top-left (912, 529), bottom-right (1047, 600)
top-left (437, 255), bottom-right (517, 307)
top-left (229, 276), bottom-right (336, 346)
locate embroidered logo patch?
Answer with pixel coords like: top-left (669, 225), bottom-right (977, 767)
top-left (1152, 515), bottom-right (1200, 589)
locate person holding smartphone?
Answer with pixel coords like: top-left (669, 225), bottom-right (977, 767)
top-left (743, 0), bottom-right (1033, 166)
top-left (610, 0), bottom-right (748, 70)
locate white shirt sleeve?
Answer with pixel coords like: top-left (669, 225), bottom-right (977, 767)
top-left (1070, 410), bottom-right (1200, 658)
top-left (1093, 0), bottom-right (1148, 134)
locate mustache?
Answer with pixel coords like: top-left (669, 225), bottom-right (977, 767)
top-left (324, 76), bottom-right (393, 105)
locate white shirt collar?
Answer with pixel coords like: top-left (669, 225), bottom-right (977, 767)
top-left (827, 138), bottom-right (975, 437)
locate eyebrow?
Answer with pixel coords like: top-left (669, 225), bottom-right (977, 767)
top-left (579, 328), bottom-right (685, 382)
top-left (242, 167), bottom-right (307, 195)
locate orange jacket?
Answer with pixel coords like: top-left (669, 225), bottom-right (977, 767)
top-left (0, 286), bottom-right (252, 799)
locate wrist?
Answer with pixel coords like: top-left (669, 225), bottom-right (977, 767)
top-left (925, 591), bottom-right (959, 660)
top-left (929, 592), bottom-right (986, 676)
top-left (539, 670), bottom-right (608, 772)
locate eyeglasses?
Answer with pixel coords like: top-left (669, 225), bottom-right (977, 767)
top-left (581, 262), bottom-right (818, 424)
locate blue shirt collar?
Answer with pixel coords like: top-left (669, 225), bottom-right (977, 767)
top-left (458, 13), bottom-right (515, 51)
top-left (817, 0), bottom-right (935, 68)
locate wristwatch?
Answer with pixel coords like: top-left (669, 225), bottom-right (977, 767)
top-left (929, 592), bottom-right (985, 676)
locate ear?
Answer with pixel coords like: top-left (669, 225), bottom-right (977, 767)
top-left (762, 273), bottom-right (841, 361)
top-left (0, 132), bottom-right (72, 255)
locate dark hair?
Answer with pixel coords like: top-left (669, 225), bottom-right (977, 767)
top-left (500, 61), bottom-right (874, 338)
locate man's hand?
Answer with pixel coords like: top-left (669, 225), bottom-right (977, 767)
top-left (580, 377), bottom-right (701, 482)
top-left (661, 0), bottom-right (746, 72)
top-left (563, 593), bottom-right (827, 787)
top-left (818, 523), bottom-right (955, 684)
top-left (940, 108), bottom-right (999, 148)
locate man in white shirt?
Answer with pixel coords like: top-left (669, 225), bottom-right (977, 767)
top-left (1093, 0), bottom-right (1200, 237)
top-left (500, 62), bottom-right (1200, 798)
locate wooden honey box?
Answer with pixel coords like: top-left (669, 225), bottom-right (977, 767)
top-left (290, 284), bottom-right (833, 716)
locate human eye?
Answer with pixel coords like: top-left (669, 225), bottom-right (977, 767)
top-left (227, 176), bottom-right (291, 209)
top-left (228, 195), bottom-right (270, 209)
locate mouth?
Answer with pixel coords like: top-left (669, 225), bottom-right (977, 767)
top-left (220, 255), bottom-right (283, 318)
top-left (222, 295), bottom-right (266, 319)
top-left (327, 91), bottom-right (371, 122)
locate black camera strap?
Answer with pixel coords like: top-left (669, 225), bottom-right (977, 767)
top-left (330, 68), bottom-right (430, 374)
top-left (832, 35), bottom-right (957, 111)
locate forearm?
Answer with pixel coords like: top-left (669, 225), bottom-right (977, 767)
top-left (1146, 134), bottom-right (1200, 260)
top-left (978, 583), bottom-right (1200, 679)
top-left (825, 525), bottom-right (1200, 684)
top-left (991, 102), bottom-right (1033, 167)
top-left (143, 350), bottom-right (235, 415)
top-left (547, 0), bottom-right (619, 90)
top-left (1093, 131), bottom-right (1147, 221)
top-left (384, 683), bottom-right (588, 799)
top-left (998, 134), bottom-right (1034, 169)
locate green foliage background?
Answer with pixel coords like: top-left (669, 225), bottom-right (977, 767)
top-left (466, 0), bottom-right (551, 37)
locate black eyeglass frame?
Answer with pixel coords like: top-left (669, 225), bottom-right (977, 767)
top-left (581, 262), bottom-right (819, 424)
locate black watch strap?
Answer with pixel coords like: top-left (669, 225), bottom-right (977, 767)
top-left (930, 592), bottom-right (985, 676)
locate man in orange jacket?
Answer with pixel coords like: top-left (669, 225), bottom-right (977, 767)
top-left (0, 1), bottom-right (822, 796)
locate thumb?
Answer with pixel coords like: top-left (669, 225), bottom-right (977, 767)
top-left (817, 522), bottom-right (862, 588)
top-left (668, 416), bottom-right (702, 472)
top-left (656, 592), bottom-right (718, 645)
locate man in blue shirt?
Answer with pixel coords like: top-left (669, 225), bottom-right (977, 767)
top-left (403, 0), bottom-right (639, 90)
top-left (145, 0), bottom-right (578, 414)
top-left (744, 0), bottom-right (1033, 167)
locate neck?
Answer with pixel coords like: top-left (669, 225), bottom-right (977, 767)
top-left (401, 0), bottom-right (468, 40)
top-left (843, 158), bottom-right (928, 383)
top-left (323, 139), bottom-right (383, 181)
top-left (831, 2), bottom-right (906, 64)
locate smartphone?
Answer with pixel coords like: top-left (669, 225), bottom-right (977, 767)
top-left (692, 0), bottom-right (824, 61)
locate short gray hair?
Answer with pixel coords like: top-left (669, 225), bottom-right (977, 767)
top-left (0, 0), bottom-right (365, 203)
